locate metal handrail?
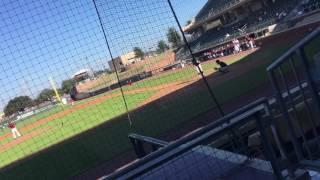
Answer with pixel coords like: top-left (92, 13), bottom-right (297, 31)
top-left (103, 97), bottom-right (279, 179)
top-left (266, 27), bottom-right (320, 162)
top-left (300, 160), bottom-right (320, 172)
top-left (129, 133), bottom-right (169, 147)
top-left (128, 133), bottom-right (169, 159)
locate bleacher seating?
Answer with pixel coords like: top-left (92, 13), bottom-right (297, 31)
top-left (302, 0), bottom-right (320, 13)
top-left (181, 0), bottom-right (301, 56)
top-left (195, 0), bottom-right (241, 23)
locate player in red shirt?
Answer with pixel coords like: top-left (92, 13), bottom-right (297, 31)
top-left (8, 122), bottom-right (21, 139)
top-left (127, 80), bottom-right (133, 86)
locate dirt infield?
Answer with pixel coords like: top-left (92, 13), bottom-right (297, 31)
top-left (140, 80), bottom-right (195, 106)
top-left (210, 48), bottom-right (259, 63)
top-left (0, 42), bottom-right (274, 180)
top-left (132, 48), bottom-right (260, 107)
top-left (0, 124), bottom-right (50, 142)
top-left (0, 81), bottom-right (194, 145)
top-left (74, 27), bottom-right (309, 178)
top-left (0, 46), bottom-right (262, 153)
top-left (76, 52), bottom-right (176, 92)
top-left (71, 48), bottom-right (272, 180)
top-left (83, 24), bottom-right (319, 179)
top-left (0, 126), bottom-right (52, 153)
top-left (144, 52), bottom-right (176, 73)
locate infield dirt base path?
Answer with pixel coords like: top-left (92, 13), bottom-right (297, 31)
top-left (0, 126), bottom-right (52, 153)
top-left (0, 48), bottom-right (264, 174)
top-left (72, 46), bottom-right (285, 179)
top-left (0, 81), bottom-right (195, 145)
top-left (0, 48), bottom-right (263, 154)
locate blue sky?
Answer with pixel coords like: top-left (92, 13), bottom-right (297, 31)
top-left (0, 0), bottom-right (206, 110)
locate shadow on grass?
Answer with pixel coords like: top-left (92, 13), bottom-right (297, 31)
top-left (0, 23), bottom-right (318, 180)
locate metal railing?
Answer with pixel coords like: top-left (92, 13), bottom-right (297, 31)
top-left (103, 98), bottom-right (284, 179)
top-left (267, 27), bottom-right (320, 168)
top-left (101, 28), bottom-right (320, 180)
top-left (128, 133), bottom-right (169, 159)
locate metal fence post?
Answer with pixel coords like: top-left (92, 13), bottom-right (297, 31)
top-left (129, 137), bottom-right (140, 158)
top-left (136, 140), bottom-right (146, 158)
top-left (255, 111), bottom-right (284, 180)
top-left (264, 102), bottom-right (288, 161)
top-left (268, 71), bottom-right (304, 161)
top-left (296, 48), bottom-right (320, 114)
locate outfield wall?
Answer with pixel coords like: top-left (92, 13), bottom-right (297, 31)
top-left (0, 104), bottom-right (57, 129)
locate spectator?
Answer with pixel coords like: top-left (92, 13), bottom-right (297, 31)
top-left (233, 39), bottom-right (241, 53)
top-left (248, 37), bottom-right (255, 49)
top-left (181, 60), bottom-right (185, 68)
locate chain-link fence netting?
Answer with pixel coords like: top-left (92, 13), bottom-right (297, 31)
top-left (0, 0), bottom-right (224, 179)
top-left (0, 0), bottom-right (318, 179)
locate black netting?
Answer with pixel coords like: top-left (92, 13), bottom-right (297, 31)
top-left (0, 0), bottom-right (317, 179)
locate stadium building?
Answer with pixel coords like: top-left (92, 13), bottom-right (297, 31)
top-left (108, 51), bottom-right (140, 72)
top-left (73, 69), bottom-right (95, 83)
top-left (178, 0), bottom-right (318, 61)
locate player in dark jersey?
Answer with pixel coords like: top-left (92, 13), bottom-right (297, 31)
top-left (214, 60), bottom-right (229, 73)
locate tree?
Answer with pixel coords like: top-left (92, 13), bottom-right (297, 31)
top-left (133, 47), bottom-right (144, 59)
top-left (166, 27), bottom-right (182, 49)
top-left (157, 40), bottom-right (169, 54)
top-left (36, 89), bottom-right (55, 103)
top-left (61, 79), bottom-right (75, 94)
top-left (4, 96), bottom-right (33, 116)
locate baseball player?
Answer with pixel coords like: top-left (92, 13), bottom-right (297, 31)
top-left (8, 121), bottom-right (21, 139)
top-left (214, 60), bottom-right (229, 73)
top-left (194, 60), bottom-right (203, 77)
top-left (249, 38), bottom-right (255, 49)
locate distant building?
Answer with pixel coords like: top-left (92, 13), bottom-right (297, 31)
top-left (73, 69), bottom-right (95, 83)
top-left (145, 50), bottom-right (157, 58)
top-left (108, 57), bottom-right (124, 72)
top-left (108, 51), bottom-right (139, 72)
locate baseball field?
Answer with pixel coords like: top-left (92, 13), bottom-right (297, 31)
top-left (0, 26), bottom-right (319, 180)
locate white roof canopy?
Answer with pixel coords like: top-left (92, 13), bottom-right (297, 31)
top-left (73, 69), bottom-right (92, 78)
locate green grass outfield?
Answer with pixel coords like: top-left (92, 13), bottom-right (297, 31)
top-left (0, 51), bottom-right (249, 144)
top-left (0, 92), bottom-right (155, 168)
top-left (1, 36), bottom-right (319, 179)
